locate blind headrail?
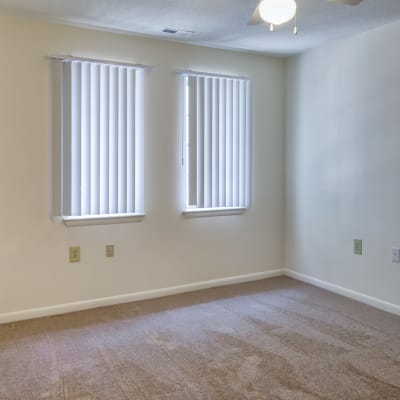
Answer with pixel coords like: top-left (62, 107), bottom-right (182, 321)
top-left (48, 55), bottom-right (152, 70)
top-left (176, 69), bottom-right (249, 81)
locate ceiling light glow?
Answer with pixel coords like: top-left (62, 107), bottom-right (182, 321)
top-left (259, 0), bottom-right (297, 25)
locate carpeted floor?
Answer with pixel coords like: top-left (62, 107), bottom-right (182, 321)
top-left (1, 277), bottom-right (400, 400)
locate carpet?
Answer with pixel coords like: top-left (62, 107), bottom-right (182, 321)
top-left (0, 277), bottom-right (399, 399)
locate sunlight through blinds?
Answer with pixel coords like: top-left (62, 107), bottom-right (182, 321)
top-left (184, 73), bottom-right (251, 210)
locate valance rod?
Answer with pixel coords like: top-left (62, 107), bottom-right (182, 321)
top-left (48, 55), bottom-right (152, 70)
top-left (176, 69), bottom-right (248, 81)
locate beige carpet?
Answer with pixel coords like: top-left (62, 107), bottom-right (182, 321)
top-left (1, 277), bottom-right (400, 400)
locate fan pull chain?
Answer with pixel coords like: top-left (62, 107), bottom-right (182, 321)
top-left (293, 11), bottom-right (298, 35)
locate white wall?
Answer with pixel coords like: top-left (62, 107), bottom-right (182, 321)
top-left (0, 14), bottom-right (286, 316)
top-left (286, 20), bottom-right (400, 306)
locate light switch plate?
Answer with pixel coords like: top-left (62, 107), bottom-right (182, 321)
top-left (392, 248), bottom-right (400, 263)
top-left (354, 239), bottom-right (362, 256)
top-left (69, 246), bottom-right (80, 263)
top-left (106, 245), bottom-right (114, 258)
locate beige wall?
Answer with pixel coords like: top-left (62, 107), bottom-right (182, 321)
top-left (0, 14), bottom-right (286, 315)
top-left (286, 20), bottom-right (400, 306)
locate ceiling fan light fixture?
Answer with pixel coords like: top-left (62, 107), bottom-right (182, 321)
top-left (259, 0), bottom-right (297, 25)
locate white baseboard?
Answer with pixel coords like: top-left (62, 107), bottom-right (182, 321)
top-left (285, 269), bottom-right (400, 317)
top-left (0, 269), bottom-right (284, 325)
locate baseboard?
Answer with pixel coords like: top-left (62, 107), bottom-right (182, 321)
top-left (0, 269), bottom-right (284, 325)
top-left (285, 269), bottom-right (400, 317)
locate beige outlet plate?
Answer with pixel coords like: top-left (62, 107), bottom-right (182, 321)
top-left (106, 245), bottom-right (114, 258)
top-left (354, 239), bottom-right (362, 256)
top-left (69, 246), bottom-right (81, 263)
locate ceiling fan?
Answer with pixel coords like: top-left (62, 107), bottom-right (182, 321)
top-left (249, 0), bottom-right (364, 33)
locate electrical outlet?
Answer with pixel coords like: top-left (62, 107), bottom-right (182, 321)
top-left (106, 245), bottom-right (114, 258)
top-left (392, 248), bottom-right (400, 263)
top-left (354, 239), bottom-right (362, 256)
top-left (69, 246), bottom-right (80, 263)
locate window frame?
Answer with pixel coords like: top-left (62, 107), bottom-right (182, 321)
top-left (50, 56), bottom-right (149, 226)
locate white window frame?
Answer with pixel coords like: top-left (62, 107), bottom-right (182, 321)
top-left (180, 70), bottom-right (251, 217)
top-left (51, 56), bottom-right (149, 226)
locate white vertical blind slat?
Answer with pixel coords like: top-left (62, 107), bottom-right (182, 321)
top-left (225, 79), bottom-right (233, 208)
top-left (211, 78), bottom-right (219, 208)
top-left (61, 61), bottom-right (72, 216)
top-left (204, 77), bottom-right (212, 208)
top-left (90, 63), bottom-right (100, 215)
top-left (218, 79), bottom-right (226, 207)
top-left (196, 77), bottom-right (205, 208)
top-left (232, 80), bottom-right (240, 207)
top-left (109, 66), bottom-right (118, 214)
top-left (126, 68), bottom-right (135, 213)
top-left (71, 61), bottom-right (82, 216)
top-left (81, 62), bottom-right (91, 216)
top-left (99, 65), bottom-right (110, 214)
top-left (239, 80), bottom-right (246, 208)
top-left (188, 76), bottom-right (197, 207)
top-left (118, 67), bottom-right (128, 213)
top-left (135, 69), bottom-right (144, 214)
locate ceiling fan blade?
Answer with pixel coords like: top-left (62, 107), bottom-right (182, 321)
top-left (328, 0), bottom-right (363, 5)
top-left (248, 5), bottom-right (264, 26)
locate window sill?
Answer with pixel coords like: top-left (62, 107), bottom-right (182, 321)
top-left (63, 213), bottom-right (145, 227)
top-left (182, 207), bottom-right (246, 218)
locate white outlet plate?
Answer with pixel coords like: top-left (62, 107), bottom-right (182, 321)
top-left (392, 248), bottom-right (400, 263)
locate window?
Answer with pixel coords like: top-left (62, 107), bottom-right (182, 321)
top-left (182, 72), bottom-right (251, 215)
top-left (51, 57), bottom-right (145, 225)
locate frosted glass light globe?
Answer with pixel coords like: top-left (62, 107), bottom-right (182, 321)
top-left (259, 0), bottom-right (297, 25)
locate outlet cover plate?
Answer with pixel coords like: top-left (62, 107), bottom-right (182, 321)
top-left (106, 245), bottom-right (114, 258)
top-left (354, 239), bottom-right (362, 256)
top-left (69, 246), bottom-right (81, 263)
top-left (392, 248), bottom-right (400, 263)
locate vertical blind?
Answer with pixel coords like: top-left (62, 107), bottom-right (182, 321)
top-left (51, 58), bottom-right (144, 218)
top-left (184, 74), bottom-right (251, 210)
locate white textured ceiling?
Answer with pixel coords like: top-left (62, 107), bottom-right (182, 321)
top-left (1, 0), bottom-right (400, 55)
